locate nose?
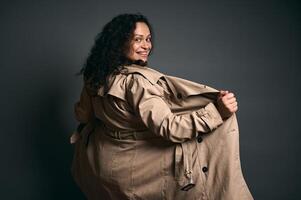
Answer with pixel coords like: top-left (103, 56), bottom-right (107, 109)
top-left (141, 39), bottom-right (151, 50)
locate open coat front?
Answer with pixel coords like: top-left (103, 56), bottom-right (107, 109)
top-left (71, 64), bottom-right (253, 200)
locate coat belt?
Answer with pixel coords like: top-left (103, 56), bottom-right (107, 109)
top-left (175, 142), bottom-right (196, 191)
top-left (71, 122), bottom-right (196, 191)
top-left (102, 124), bottom-right (159, 140)
top-left (103, 124), bottom-right (196, 191)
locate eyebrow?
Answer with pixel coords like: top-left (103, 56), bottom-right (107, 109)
top-left (134, 34), bottom-right (151, 37)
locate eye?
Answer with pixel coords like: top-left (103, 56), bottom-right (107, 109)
top-left (134, 38), bottom-right (142, 42)
top-left (146, 37), bottom-right (152, 42)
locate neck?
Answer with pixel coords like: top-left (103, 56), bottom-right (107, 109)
top-left (125, 59), bottom-right (148, 67)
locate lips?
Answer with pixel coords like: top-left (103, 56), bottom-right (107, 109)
top-left (137, 51), bottom-right (149, 56)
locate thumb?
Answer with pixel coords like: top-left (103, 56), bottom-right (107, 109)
top-left (219, 90), bottom-right (229, 96)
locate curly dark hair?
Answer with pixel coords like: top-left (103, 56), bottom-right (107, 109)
top-left (79, 13), bottom-right (154, 91)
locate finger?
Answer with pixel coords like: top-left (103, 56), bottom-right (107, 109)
top-left (222, 95), bottom-right (235, 103)
top-left (230, 101), bottom-right (238, 107)
top-left (70, 131), bottom-right (81, 144)
top-left (219, 90), bottom-right (228, 97)
top-left (225, 101), bottom-right (237, 108)
top-left (227, 97), bottom-right (237, 104)
top-left (232, 106), bottom-right (238, 112)
top-left (220, 90), bottom-right (229, 94)
top-left (231, 105), bottom-right (238, 113)
top-left (225, 92), bottom-right (235, 99)
top-left (225, 101), bottom-right (238, 110)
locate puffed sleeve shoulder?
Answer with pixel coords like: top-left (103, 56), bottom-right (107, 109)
top-left (127, 74), bottom-right (223, 143)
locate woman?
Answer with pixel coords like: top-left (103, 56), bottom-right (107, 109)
top-left (71, 13), bottom-right (253, 200)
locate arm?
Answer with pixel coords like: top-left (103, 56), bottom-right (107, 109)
top-left (74, 85), bottom-right (95, 124)
top-left (127, 74), bottom-right (223, 143)
top-left (70, 85), bottom-right (95, 144)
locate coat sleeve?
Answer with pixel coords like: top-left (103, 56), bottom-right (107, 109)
top-left (127, 74), bottom-right (223, 143)
top-left (74, 85), bottom-right (95, 124)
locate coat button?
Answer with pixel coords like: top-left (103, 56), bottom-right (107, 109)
top-left (177, 93), bottom-right (182, 99)
top-left (197, 136), bottom-right (203, 143)
top-left (202, 166), bottom-right (208, 173)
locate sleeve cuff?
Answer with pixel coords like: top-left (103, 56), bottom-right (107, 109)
top-left (196, 102), bottom-right (223, 131)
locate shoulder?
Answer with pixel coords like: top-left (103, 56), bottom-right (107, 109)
top-left (121, 64), bottom-right (165, 85)
top-left (125, 71), bottom-right (165, 98)
top-left (87, 64), bottom-right (166, 101)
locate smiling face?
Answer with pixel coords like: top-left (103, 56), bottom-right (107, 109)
top-left (126, 22), bottom-right (152, 62)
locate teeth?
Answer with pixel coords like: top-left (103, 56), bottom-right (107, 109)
top-left (138, 53), bottom-right (148, 56)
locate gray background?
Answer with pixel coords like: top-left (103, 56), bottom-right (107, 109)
top-left (0, 0), bottom-right (300, 199)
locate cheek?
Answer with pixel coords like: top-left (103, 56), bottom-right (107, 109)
top-left (127, 47), bottom-right (138, 59)
top-left (127, 45), bottom-right (135, 57)
top-left (132, 43), bottom-right (140, 51)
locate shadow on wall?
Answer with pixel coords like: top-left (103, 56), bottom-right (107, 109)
top-left (29, 83), bottom-right (85, 199)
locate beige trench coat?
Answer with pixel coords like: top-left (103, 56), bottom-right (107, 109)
top-left (71, 64), bottom-right (253, 200)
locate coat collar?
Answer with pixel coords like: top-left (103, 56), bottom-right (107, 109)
top-left (96, 64), bottom-right (164, 98)
top-left (121, 64), bottom-right (164, 85)
top-left (122, 63), bottom-right (220, 98)
top-left (97, 63), bottom-right (220, 100)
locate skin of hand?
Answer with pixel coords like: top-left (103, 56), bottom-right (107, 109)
top-left (216, 90), bottom-right (238, 119)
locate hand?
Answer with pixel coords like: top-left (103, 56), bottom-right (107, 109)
top-left (216, 90), bottom-right (238, 119)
